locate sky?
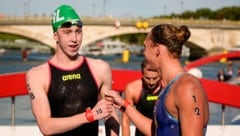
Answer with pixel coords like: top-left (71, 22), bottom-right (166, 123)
top-left (0, 0), bottom-right (240, 18)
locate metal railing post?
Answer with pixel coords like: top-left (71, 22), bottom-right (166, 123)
top-left (221, 104), bottom-right (225, 126)
top-left (11, 96), bottom-right (15, 126)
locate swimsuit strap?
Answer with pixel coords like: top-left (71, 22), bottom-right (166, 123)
top-left (168, 72), bottom-right (185, 86)
top-left (159, 72), bottom-right (185, 97)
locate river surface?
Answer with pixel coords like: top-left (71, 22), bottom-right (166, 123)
top-left (0, 50), bottom-right (240, 126)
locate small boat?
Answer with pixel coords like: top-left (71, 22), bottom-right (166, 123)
top-left (80, 39), bottom-right (129, 56)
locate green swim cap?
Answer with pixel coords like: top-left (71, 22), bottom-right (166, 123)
top-left (52, 5), bottom-right (83, 32)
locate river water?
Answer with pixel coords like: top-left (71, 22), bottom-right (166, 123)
top-left (0, 50), bottom-right (240, 126)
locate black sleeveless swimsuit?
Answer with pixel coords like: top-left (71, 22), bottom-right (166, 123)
top-left (135, 88), bottom-right (160, 136)
top-left (47, 57), bottom-right (99, 136)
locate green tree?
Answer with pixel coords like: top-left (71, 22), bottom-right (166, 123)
top-left (155, 6), bottom-right (240, 21)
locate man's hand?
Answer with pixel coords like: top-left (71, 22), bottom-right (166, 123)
top-left (91, 99), bottom-right (113, 121)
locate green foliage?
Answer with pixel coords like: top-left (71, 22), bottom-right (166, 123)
top-left (156, 6), bottom-right (240, 21)
top-left (0, 33), bottom-right (24, 41)
top-left (215, 6), bottom-right (240, 20)
top-left (0, 33), bottom-right (35, 41)
top-left (111, 33), bottom-right (147, 45)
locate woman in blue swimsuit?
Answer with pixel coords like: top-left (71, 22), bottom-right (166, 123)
top-left (106, 24), bottom-right (209, 136)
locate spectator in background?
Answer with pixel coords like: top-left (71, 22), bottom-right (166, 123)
top-left (236, 67), bottom-right (240, 80)
top-left (21, 48), bottom-right (29, 62)
top-left (217, 68), bottom-right (227, 82)
top-left (225, 61), bottom-right (233, 81)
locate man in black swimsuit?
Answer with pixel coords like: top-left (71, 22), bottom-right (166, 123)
top-left (26, 4), bottom-right (119, 136)
top-left (122, 59), bottom-right (163, 136)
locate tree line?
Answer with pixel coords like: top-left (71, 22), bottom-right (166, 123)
top-left (154, 6), bottom-right (240, 21)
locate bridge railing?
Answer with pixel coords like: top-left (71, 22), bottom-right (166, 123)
top-left (1, 16), bottom-right (240, 29)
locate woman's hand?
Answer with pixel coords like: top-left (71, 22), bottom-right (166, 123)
top-left (105, 90), bottom-right (124, 108)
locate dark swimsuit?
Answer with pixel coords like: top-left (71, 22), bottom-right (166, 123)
top-left (135, 88), bottom-right (160, 136)
top-left (47, 57), bottom-right (99, 136)
top-left (154, 73), bottom-right (207, 136)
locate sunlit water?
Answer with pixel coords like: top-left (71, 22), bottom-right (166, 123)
top-left (0, 50), bottom-right (240, 126)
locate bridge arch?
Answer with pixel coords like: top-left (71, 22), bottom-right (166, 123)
top-left (1, 25), bottom-right (240, 56)
top-left (82, 25), bottom-right (150, 46)
top-left (0, 25), bottom-right (54, 48)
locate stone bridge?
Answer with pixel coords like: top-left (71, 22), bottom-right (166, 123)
top-left (1, 18), bottom-right (240, 52)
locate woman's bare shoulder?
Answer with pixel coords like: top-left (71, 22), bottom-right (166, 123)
top-left (174, 73), bottom-right (205, 100)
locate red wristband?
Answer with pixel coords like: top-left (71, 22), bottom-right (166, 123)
top-left (120, 100), bottom-right (130, 112)
top-left (85, 107), bottom-right (94, 122)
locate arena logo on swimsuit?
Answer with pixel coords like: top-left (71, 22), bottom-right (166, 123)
top-left (62, 73), bottom-right (81, 81)
top-left (146, 96), bottom-right (158, 101)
